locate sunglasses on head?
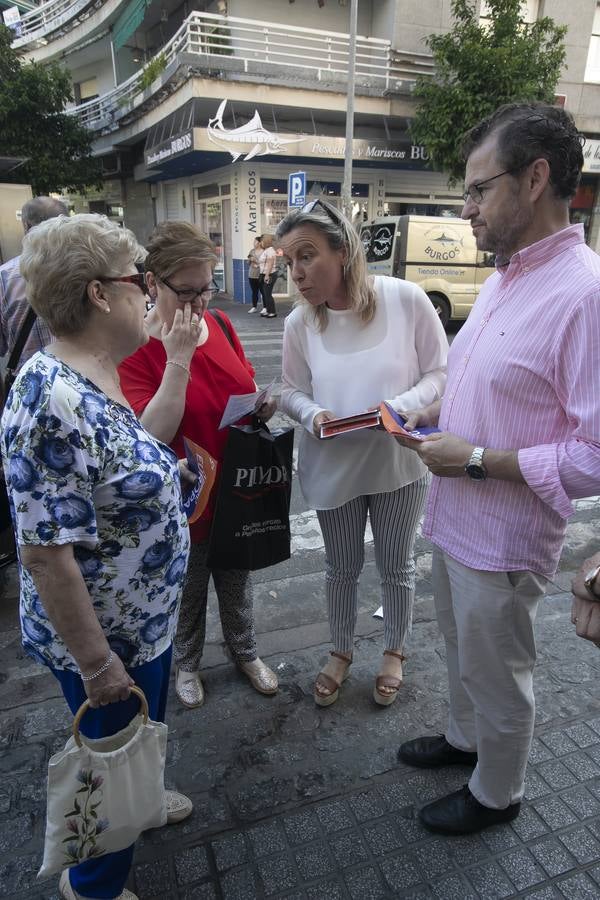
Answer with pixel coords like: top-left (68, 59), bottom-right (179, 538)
top-left (301, 198), bottom-right (342, 226)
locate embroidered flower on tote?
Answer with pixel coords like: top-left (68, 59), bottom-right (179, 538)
top-left (62, 769), bottom-right (108, 866)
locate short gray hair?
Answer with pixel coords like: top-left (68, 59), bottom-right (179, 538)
top-left (20, 214), bottom-right (146, 337)
top-left (21, 196), bottom-right (68, 231)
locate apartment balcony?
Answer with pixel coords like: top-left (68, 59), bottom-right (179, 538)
top-left (67, 11), bottom-right (434, 135)
top-left (11, 0), bottom-right (114, 51)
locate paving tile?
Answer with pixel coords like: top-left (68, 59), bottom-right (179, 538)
top-left (524, 770), bottom-right (553, 801)
top-left (431, 872), bottom-right (479, 899)
top-left (413, 839), bottom-right (454, 879)
top-left (480, 822), bottom-right (521, 853)
top-left (540, 730), bottom-right (579, 757)
top-left (521, 888), bottom-right (562, 899)
top-left (380, 850), bottom-right (423, 891)
top-left (305, 880), bottom-right (345, 900)
top-left (347, 788), bottom-right (388, 822)
top-left (329, 829), bottom-right (370, 867)
top-left (247, 820), bottom-right (288, 858)
top-left (587, 861), bottom-right (600, 886)
top-left (344, 865), bottom-right (388, 900)
top-left (220, 866), bottom-right (259, 900)
top-left (293, 842), bottom-right (333, 880)
top-left (383, 780), bottom-right (415, 809)
top-left (257, 853), bottom-right (298, 895)
top-left (534, 795), bottom-right (579, 831)
top-left (282, 809), bottom-right (321, 846)
top-left (556, 872), bottom-right (600, 898)
top-left (529, 737), bottom-right (556, 765)
top-left (445, 833), bottom-right (489, 867)
top-left (464, 862), bottom-right (515, 899)
top-left (211, 833), bottom-right (249, 872)
top-left (536, 760), bottom-right (580, 790)
top-left (586, 717), bottom-right (600, 737)
top-left (563, 751), bottom-right (600, 782)
top-left (395, 811), bottom-right (431, 844)
top-left (529, 836), bottom-right (578, 877)
top-left (560, 785), bottom-right (600, 819)
top-left (315, 798), bottom-right (355, 833)
top-left (174, 846), bottom-right (211, 885)
top-left (133, 859), bottom-right (172, 896)
top-left (558, 826), bottom-right (600, 864)
top-left (361, 819), bottom-right (404, 857)
top-left (511, 806), bottom-right (549, 841)
top-left (498, 848), bottom-right (546, 891)
top-left (564, 723), bottom-right (600, 748)
top-left (179, 883), bottom-right (218, 900)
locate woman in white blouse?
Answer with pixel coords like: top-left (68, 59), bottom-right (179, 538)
top-left (277, 199), bottom-right (447, 707)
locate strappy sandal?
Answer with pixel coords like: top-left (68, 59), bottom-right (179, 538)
top-left (314, 650), bottom-right (352, 707)
top-left (374, 650), bottom-right (406, 707)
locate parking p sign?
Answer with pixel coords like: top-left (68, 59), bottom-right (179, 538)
top-left (288, 171), bottom-right (306, 208)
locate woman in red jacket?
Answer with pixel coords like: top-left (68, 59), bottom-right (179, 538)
top-left (119, 221), bottom-right (278, 709)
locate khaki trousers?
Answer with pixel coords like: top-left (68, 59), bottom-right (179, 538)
top-left (433, 547), bottom-right (547, 809)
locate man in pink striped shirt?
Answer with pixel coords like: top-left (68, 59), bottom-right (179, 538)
top-left (396, 102), bottom-right (600, 835)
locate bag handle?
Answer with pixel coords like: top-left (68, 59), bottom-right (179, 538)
top-left (1, 306), bottom-right (38, 410)
top-left (211, 309), bottom-right (235, 350)
top-left (72, 685), bottom-right (149, 748)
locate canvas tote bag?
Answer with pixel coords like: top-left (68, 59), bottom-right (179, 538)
top-left (38, 687), bottom-right (167, 879)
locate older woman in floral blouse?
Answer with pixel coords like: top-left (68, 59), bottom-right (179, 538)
top-left (1, 213), bottom-right (192, 900)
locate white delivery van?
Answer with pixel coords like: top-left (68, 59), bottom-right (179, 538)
top-left (360, 215), bottom-right (495, 326)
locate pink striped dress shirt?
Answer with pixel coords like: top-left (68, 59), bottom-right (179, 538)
top-left (423, 224), bottom-right (600, 577)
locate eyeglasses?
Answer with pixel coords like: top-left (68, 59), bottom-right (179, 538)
top-left (101, 273), bottom-right (146, 292)
top-left (160, 276), bottom-right (220, 304)
top-left (301, 198), bottom-right (342, 226)
top-left (462, 166), bottom-right (527, 204)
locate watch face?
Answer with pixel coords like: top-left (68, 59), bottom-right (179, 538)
top-left (466, 464), bottom-right (487, 481)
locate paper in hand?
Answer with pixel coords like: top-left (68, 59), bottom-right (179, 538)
top-left (218, 378), bottom-right (277, 429)
top-left (379, 401), bottom-right (440, 441)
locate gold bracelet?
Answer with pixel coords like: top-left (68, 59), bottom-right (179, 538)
top-left (166, 360), bottom-right (191, 379)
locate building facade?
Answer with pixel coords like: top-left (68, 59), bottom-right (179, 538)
top-left (6, 0), bottom-right (600, 300)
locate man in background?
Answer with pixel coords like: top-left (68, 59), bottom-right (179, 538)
top-left (0, 195), bottom-right (68, 368)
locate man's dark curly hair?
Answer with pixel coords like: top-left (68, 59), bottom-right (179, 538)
top-left (460, 102), bottom-right (584, 200)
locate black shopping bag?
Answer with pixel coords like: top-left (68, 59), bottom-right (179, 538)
top-left (207, 423), bottom-right (294, 571)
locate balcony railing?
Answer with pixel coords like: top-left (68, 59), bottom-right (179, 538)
top-left (12, 0), bottom-right (106, 48)
top-left (70, 11), bottom-right (434, 132)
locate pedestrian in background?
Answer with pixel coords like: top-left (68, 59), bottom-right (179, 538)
top-left (258, 233), bottom-right (277, 318)
top-left (0, 196), bottom-right (67, 369)
top-left (1, 214), bottom-right (193, 900)
top-left (119, 221), bottom-right (279, 710)
top-left (277, 198), bottom-right (447, 708)
top-left (396, 102), bottom-right (600, 836)
top-left (247, 236), bottom-right (262, 313)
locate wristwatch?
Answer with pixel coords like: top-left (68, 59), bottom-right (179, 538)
top-left (465, 446), bottom-right (487, 481)
top-left (584, 563), bottom-right (600, 600)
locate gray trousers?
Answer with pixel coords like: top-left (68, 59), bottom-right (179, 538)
top-left (433, 547), bottom-right (547, 808)
top-left (316, 478), bottom-right (428, 652)
top-left (174, 541), bottom-right (257, 671)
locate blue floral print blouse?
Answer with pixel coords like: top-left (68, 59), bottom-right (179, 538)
top-left (0, 351), bottom-right (190, 672)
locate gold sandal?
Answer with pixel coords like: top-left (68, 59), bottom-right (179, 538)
top-left (374, 650), bottom-right (405, 707)
top-left (314, 650), bottom-right (352, 707)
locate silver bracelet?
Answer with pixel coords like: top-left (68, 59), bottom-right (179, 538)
top-left (166, 360), bottom-right (191, 379)
top-left (81, 650), bottom-right (114, 682)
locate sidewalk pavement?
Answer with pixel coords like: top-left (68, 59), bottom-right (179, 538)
top-left (2, 298), bottom-right (600, 899)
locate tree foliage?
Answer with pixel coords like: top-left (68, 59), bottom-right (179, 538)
top-left (410, 0), bottom-right (567, 183)
top-left (0, 24), bottom-right (102, 194)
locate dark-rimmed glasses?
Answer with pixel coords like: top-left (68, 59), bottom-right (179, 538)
top-left (301, 198), bottom-right (342, 225)
top-left (101, 273), bottom-right (146, 292)
top-left (160, 276), bottom-right (220, 304)
top-left (462, 166), bottom-right (527, 204)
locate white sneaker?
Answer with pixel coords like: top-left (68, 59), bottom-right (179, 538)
top-left (247, 306), bottom-right (257, 313)
top-left (260, 309), bottom-right (269, 316)
top-left (165, 789), bottom-right (193, 824)
top-left (59, 870), bottom-right (138, 900)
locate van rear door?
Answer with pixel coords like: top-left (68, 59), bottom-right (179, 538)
top-left (360, 219), bottom-right (400, 277)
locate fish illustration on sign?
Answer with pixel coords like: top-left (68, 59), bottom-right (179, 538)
top-left (425, 225), bottom-right (464, 247)
top-left (207, 100), bottom-right (300, 161)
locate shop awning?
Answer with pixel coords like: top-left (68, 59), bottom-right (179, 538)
top-left (113, 0), bottom-right (155, 52)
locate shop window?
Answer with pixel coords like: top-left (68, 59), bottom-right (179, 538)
top-left (585, 2), bottom-right (600, 83)
top-left (570, 179), bottom-right (596, 242)
top-left (260, 179), bottom-right (287, 195)
top-left (196, 184), bottom-right (220, 199)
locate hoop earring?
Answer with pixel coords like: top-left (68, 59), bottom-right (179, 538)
top-left (343, 264), bottom-right (348, 281)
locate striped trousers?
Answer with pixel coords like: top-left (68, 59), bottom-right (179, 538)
top-left (316, 478), bottom-right (428, 652)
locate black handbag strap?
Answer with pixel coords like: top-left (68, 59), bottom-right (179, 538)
top-left (7, 306), bottom-right (37, 375)
top-left (211, 309), bottom-right (235, 350)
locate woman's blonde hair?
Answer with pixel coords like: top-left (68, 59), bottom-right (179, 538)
top-left (19, 213), bottom-right (145, 337)
top-left (145, 220), bottom-right (217, 279)
top-left (275, 199), bottom-right (375, 331)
